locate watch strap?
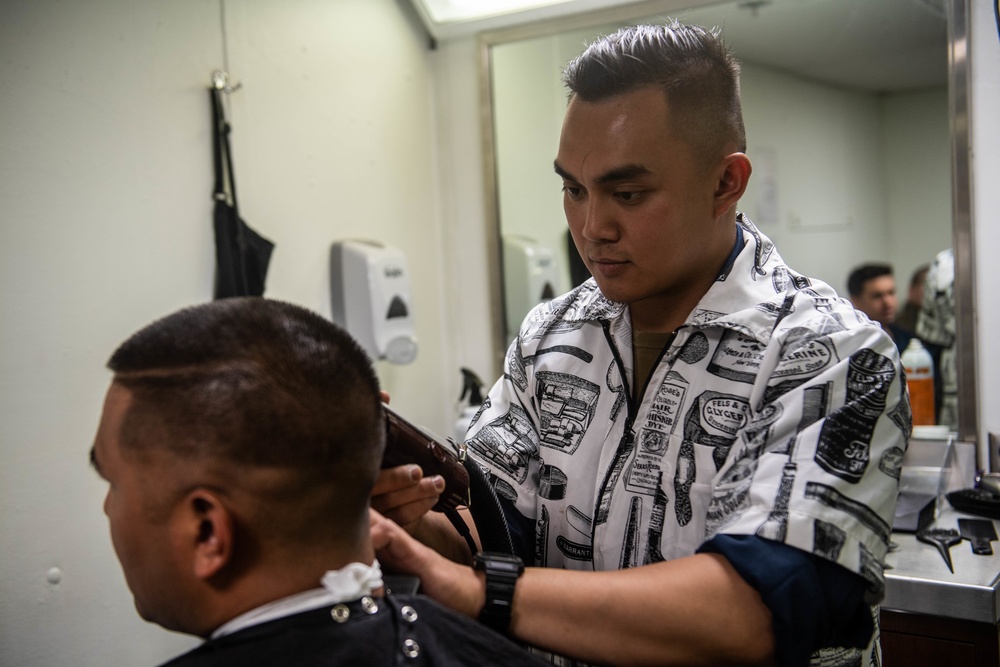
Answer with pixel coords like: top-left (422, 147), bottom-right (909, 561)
top-left (475, 552), bottom-right (523, 632)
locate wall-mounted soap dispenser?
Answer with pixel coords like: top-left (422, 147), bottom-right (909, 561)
top-left (330, 240), bottom-right (417, 364)
top-left (502, 235), bottom-right (560, 340)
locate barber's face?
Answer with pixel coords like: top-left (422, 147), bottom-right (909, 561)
top-left (91, 384), bottom-right (186, 631)
top-left (556, 86), bottom-right (731, 327)
top-left (853, 275), bottom-right (898, 327)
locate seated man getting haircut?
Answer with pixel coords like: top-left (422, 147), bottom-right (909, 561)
top-left (89, 297), bottom-right (544, 667)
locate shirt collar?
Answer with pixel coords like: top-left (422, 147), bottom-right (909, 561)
top-left (210, 560), bottom-right (384, 640)
top-left (551, 214), bottom-right (790, 343)
top-left (716, 222), bottom-right (745, 282)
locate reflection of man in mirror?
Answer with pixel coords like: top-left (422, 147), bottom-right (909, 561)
top-left (896, 264), bottom-right (929, 334)
top-left (847, 263), bottom-right (911, 351)
top-left (372, 21), bottom-right (908, 667)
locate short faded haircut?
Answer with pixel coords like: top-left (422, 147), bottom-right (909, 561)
top-left (847, 264), bottom-right (894, 298)
top-left (107, 297), bottom-right (384, 537)
top-left (562, 21), bottom-right (746, 162)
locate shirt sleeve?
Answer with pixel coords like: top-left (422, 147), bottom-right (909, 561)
top-left (707, 308), bottom-right (908, 600)
top-left (698, 534), bottom-right (873, 667)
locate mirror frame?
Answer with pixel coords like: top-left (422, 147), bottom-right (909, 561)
top-left (947, 0), bottom-right (979, 450)
top-left (477, 0), bottom-right (980, 452)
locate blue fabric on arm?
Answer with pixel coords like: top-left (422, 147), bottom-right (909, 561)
top-left (498, 495), bottom-right (536, 564)
top-left (697, 534), bottom-right (873, 667)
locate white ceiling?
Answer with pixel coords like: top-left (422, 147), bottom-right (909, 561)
top-left (413, 0), bottom-right (950, 94)
top-left (679, 0), bottom-right (948, 94)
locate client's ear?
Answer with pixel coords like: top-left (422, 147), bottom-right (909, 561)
top-left (177, 489), bottom-right (234, 580)
top-left (712, 152), bottom-right (752, 219)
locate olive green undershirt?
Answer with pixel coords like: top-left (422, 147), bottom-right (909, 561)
top-left (628, 223), bottom-right (745, 401)
top-left (632, 330), bottom-right (675, 399)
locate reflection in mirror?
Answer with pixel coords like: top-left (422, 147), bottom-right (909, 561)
top-left (485, 0), bottom-right (974, 438)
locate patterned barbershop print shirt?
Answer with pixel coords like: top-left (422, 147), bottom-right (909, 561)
top-left (466, 216), bottom-right (910, 664)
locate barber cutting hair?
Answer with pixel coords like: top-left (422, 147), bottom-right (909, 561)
top-left (373, 20), bottom-right (908, 667)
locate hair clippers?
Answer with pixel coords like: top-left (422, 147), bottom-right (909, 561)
top-left (382, 403), bottom-right (470, 513)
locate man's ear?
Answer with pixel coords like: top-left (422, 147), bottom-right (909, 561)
top-left (713, 152), bottom-right (752, 219)
top-left (176, 489), bottom-right (234, 581)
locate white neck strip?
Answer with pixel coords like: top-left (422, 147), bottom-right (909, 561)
top-left (211, 560), bottom-right (384, 639)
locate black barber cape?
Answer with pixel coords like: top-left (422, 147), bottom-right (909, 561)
top-left (159, 594), bottom-right (546, 667)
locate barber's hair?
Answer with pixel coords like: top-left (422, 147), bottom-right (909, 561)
top-left (562, 21), bottom-right (746, 158)
top-left (107, 297), bottom-right (384, 538)
top-left (847, 264), bottom-right (894, 298)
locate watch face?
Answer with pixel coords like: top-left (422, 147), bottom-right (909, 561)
top-left (492, 559), bottom-right (523, 574)
top-left (476, 552), bottom-right (524, 573)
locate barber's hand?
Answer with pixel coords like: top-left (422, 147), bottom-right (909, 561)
top-left (371, 464), bottom-right (445, 531)
top-left (373, 390), bottom-right (446, 532)
top-left (371, 510), bottom-right (483, 618)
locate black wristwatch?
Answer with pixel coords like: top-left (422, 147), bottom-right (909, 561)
top-left (473, 551), bottom-right (524, 632)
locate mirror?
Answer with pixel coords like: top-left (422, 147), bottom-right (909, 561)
top-left (479, 0), bottom-right (977, 447)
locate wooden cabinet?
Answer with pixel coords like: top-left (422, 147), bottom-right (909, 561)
top-left (881, 609), bottom-right (1000, 667)
top-left (882, 510), bottom-right (1000, 667)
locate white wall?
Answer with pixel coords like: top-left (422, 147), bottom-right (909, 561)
top-left (970, 0), bottom-right (1000, 463)
top-left (492, 37), bottom-right (566, 258)
top-left (881, 88), bottom-right (952, 288)
top-left (430, 36), bottom-right (503, 377)
top-left (739, 63), bottom-right (890, 291)
top-left (0, 1), bottom-right (480, 664)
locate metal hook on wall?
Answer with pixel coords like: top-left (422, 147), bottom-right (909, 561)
top-left (211, 69), bottom-right (242, 94)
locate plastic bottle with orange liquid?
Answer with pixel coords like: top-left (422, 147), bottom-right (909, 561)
top-left (901, 338), bottom-right (935, 426)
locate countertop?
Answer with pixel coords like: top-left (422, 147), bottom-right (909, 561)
top-left (884, 506), bottom-right (1000, 623)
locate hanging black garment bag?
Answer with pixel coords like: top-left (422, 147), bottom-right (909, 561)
top-left (211, 88), bottom-right (274, 299)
